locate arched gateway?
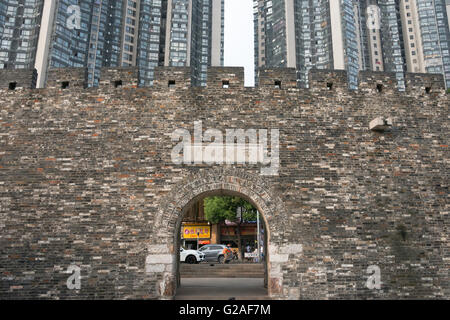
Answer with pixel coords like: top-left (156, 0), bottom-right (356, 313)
top-left (148, 168), bottom-right (291, 299)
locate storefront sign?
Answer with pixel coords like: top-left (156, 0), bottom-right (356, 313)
top-left (220, 225), bottom-right (256, 236)
top-left (182, 225), bottom-right (210, 239)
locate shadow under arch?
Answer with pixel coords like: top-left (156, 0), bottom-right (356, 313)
top-left (150, 167), bottom-right (288, 299)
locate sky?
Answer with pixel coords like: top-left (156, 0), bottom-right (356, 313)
top-left (224, 0), bottom-right (255, 87)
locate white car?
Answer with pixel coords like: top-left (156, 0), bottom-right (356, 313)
top-left (180, 247), bottom-right (205, 264)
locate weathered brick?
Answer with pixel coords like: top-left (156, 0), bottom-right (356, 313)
top-left (0, 66), bottom-right (447, 300)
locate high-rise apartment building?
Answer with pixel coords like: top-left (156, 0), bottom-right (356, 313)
top-left (447, 0), bottom-right (450, 31)
top-left (1, 0), bottom-right (224, 88)
top-left (163, 0), bottom-right (224, 86)
top-left (254, 0), bottom-right (450, 88)
top-left (377, 0), bottom-right (407, 88)
top-left (254, 0), bottom-right (362, 88)
top-left (398, 0), bottom-right (450, 86)
top-left (0, 0), bottom-right (45, 70)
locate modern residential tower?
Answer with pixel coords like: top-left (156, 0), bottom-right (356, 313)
top-left (0, 0), bottom-right (45, 71)
top-left (254, 0), bottom-right (450, 88)
top-left (1, 0), bottom-right (224, 88)
top-left (254, 0), bottom-right (364, 88)
top-left (398, 0), bottom-right (450, 86)
top-left (447, 0), bottom-right (450, 31)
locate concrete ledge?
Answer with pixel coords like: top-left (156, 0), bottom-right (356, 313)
top-left (279, 244), bottom-right (303, 254)
top-left (146, 254), bottom-right (173, 264)
top-left (270, 254), bottom-right (289, 263)
top-left (146, 264), bottom-right (165, 273)
top-left (148, 244), bottom-right (170, 254)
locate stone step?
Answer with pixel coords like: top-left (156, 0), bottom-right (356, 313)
top-left (181, 269), bottom-right (265, 277)
top-left (180, 270), bottom-right (264, 274)
top-left (181, 270), bottom-right (264, 273)
top-left (181, 267), bottom-right (265, 271)
top-left (175, 295), bottom-right (271, 300)
top-left (181, 274), bottom-right (264, 278)
top-left (180, 272), bottom-right (264, 278)
top-left (184, 262), bottom-right (263, 264)
top-left (181, 264), bottom-right (264, 269)
top-left (181, 271), bottom-right (264, 275)
top-left (181, 268), bottom-right (264, 272)
top-left (180, 264), bottom-right (265, 277)
top-left (181, 271), bottom-right (264, 274)
top-left (182, 268), bottom-right (263, 270)
top-left (176, 278), bottom-right (268, 299)
top-left (181, 272), bottom-right (265, 274)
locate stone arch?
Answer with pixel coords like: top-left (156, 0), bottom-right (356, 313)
top-left (147, 167), bottom-right (290, 299)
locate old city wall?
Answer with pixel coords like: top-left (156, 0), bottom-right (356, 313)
top-left (0, 66), bottom-right (448, 299)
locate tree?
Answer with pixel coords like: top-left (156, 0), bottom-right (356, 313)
top-left (204, 196), bottom-right (257, 223)
top-left (204, 196), bottom-right (257, 260)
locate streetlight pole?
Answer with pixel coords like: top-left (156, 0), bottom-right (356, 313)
top-left (236, 206), bottom-right (243, 260)
top-left (197, 231), bottom-right (199, 250)
top-left (257, 210), bottom-right (261, 263)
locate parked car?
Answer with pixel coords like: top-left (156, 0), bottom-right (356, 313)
top-left (198, 244), bottom-right (229, 263)
top-left (180, 247), bottom-right (205, 264)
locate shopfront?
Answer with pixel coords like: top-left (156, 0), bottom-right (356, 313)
top-left (220, 222), bottom-right (258, 254)
top-left (181, 223), bottom-right (211, 250)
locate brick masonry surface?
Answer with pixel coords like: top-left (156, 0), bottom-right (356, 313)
top-left (0, 66), bottom-right (448, 300)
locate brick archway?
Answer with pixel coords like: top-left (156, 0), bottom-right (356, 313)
top-left (147, 167), bottom-right (290, 299)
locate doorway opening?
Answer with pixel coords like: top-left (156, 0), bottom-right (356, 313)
top-left (174, 191), bottom-right (269, 300)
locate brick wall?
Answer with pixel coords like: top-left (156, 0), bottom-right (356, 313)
top-left (0, 66), bottom-right (448, 299)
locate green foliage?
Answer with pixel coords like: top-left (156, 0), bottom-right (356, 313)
top-left (446, 88), bottom-right (450, 94)
top-left (204, 196), bottom-right (257, 224)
